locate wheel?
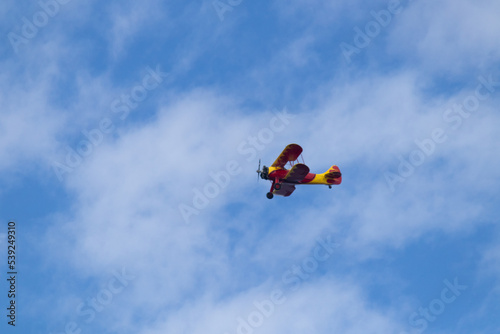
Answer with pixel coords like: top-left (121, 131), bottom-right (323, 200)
top-left (274, 183), bottom-right (281, 190)
top-left (266, 192), bottom-right (274, 199)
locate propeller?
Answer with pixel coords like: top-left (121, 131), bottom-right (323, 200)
top-left (256, 159), bottom-right (261, 181)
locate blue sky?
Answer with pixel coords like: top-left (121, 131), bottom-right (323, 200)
top-left (1, 0), bottom-right (500, 333)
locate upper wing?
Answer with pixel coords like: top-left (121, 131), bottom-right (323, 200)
top-left (271, 144), bottom-right (303, 168)
top-left (273, 183), bottom-right (296, 197)
top-left (284, 163), bottom-right (310, 183)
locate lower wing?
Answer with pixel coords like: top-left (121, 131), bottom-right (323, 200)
top-left (284, 163), bottom-right (310, 183)
top-left (273, 183), bottom-right (296, 197)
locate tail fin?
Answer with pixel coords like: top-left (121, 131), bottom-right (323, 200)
top-left (323, 165), bottom-right (342, 185)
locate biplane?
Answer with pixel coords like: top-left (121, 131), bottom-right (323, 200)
top-left (256, 144), bottom-right (342, 199)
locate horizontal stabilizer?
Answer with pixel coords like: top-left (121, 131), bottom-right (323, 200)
top-left (324, 165), bottom-right (342, 185)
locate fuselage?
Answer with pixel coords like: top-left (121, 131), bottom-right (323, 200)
top-left (266, 166), bottom-right (339, 185)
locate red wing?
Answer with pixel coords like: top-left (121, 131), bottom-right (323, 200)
top-left (284, 163), bottom-right (310, 183)
top-left (271, 144), bottom-right (303, 168)
top-left (272, 183), bottom-right (296, 197)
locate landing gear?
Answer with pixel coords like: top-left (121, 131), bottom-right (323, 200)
top-left (328, 185), bottom-right (332, 189)
top-left (266, 177), bottom-right (282, 199)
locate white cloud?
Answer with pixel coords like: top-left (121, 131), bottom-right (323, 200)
top-left (105, 0), bottom-right (167, 60)
top-left (0, 64), bottom-right (65, 178)
top-left (388, 0), bottom-right (500, 73)
top-left (131, 278), bottom-right (405, 334)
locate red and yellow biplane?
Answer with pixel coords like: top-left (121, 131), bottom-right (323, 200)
top-left (256, 144), bottom-right (342, 199)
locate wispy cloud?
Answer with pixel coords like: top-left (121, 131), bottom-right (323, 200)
top-left (388, 0), bottom-right (500, 74)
